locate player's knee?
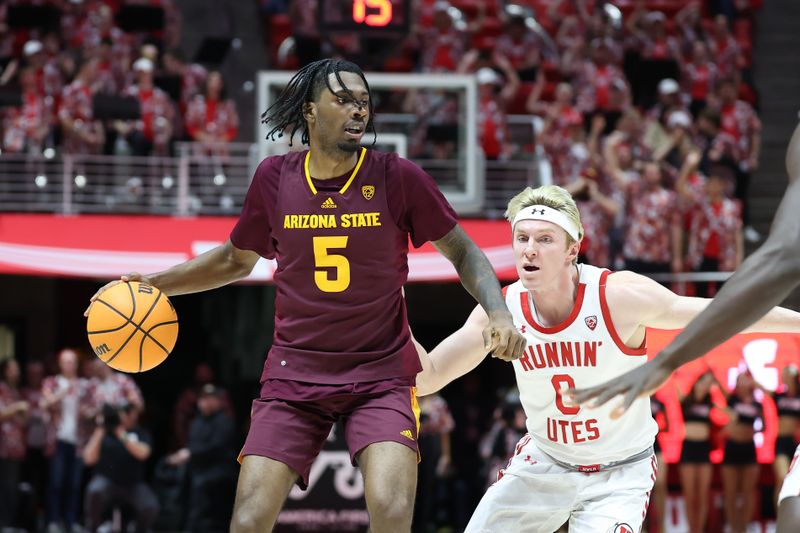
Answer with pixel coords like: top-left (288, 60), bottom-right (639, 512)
top-left (230, 506), bottom-right (262, 533)
top-left (367, 486), bottom-right (415, 524)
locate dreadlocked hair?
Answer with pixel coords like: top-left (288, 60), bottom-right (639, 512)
top-left (261, 59), bottom-right (377, 146)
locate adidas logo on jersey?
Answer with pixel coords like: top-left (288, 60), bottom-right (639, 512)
top-left (321, 197), bottom-right (337, 209)
top-left (400, 429), bottom-right (415, 441)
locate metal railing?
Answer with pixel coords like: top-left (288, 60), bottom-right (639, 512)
top-left (0, 142), bottom-right (259, 216)
top-left (0, 139), bottom-right (541, 218)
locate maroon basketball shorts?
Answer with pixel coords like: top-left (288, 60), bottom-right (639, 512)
top-left (240, 379), bottom-right (421, 489)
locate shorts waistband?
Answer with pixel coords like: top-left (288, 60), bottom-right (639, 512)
top-left (543, 445), bottom-right (655, 473)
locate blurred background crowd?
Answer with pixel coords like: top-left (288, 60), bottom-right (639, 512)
top-left (0, 0), bottom-right (239, 159)
top-left (2, 349), bottom-right (800, 532)
top-left (1, 0), bottom-right (797, 532)
top-left (1, 0), bottom-right (765, 286)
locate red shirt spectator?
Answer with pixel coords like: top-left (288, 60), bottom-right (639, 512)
top-left (567, 170), bottom-right (621, 268)
top-left (576, 40), bottom-right (627, 113)
top-left (473, 63), bottom-right (518, 160)
top-left (2, 67), bottom-right (52, 153)
top-left (59, 0), bottom-right (91, 49)
top-left (578, 201), bottom-right (614, 268)
top-left (640, 13), bottom-right (682, 61)
top-left (23, 39), bottom-right (63, 101)
top-left (118, 57), bottom-right (175, 155)
top-left (80, 5), bottom-right (134, 71)
top-left (543, 108), bottom-right (590, 186)
top-left (555, 15), bottom-right (586, 52)
top-left (478, 95), bottom-right (510, 160)
top-left (185, 71), bottom-right (239, 147)
top-left (686, 192), bottom-right (742, 272)
top-left (707, 15), bottom-right (744, 76)
top-left (494, 16), bottom-right (545, 79)
top-left (418, 5), bottom-right (466, 72)
top-left (626, 10), bottom-right (681, 62)
top-left (682, 41), bottom-right (719, 104)
top-left (59, 58), bottom-right (105, 155)
top-left (623, 163), bottom-right (682, 269)
top-left (677, 154), bottom-right (742, 274)
top-left (527, 82), bottom-right (578, 136)
top-left (717, 78), bottom-right (761, 171)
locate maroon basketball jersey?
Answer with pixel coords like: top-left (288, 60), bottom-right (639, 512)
top-left (231, 148), bottom-right (458, 384)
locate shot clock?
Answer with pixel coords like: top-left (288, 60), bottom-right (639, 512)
top-left (318, 0), bottom-right (411, 35)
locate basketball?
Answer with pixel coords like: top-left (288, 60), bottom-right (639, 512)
top-left (86, 281), bottom-right (178, 373)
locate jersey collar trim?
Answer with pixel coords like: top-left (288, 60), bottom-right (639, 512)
top-left (303, 147), bottom-right (367, 196)
top-left (520, 284), bottom-right (586, 334)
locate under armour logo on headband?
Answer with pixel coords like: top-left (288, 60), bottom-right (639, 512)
top-left (511, 204), bottom-right (580, 241)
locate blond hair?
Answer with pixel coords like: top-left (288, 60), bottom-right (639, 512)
top-left (505, 185), bottom-right (585, 245)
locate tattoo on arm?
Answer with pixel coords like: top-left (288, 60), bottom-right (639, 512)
top-left (433, 226), bottom-right (508, 315)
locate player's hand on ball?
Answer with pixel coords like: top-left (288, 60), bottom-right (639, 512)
top-left (567, 358), bottom-right (674, 418)
top-left (483, 313), bottom-right (526, 361)
top-left (84, 272), bottom-right (152, 316)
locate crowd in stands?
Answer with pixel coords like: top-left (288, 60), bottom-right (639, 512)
top-left (0, 2), bottom-right (781, 530)
top-left (0, 0), bottom-right (239, 159)
top-left (264, 0), bottom-right (764, 292)
top-left (0, 351), bottom-right (237, 533)
top-left (0, 1), bottom-right (767, 285)
top-left (2, 349), bottom-right (798, 532)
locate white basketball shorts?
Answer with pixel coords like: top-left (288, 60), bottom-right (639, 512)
top-left (778, 444), bottom-right (800, 505)
top-left (464, 434), bottom-right (657, 533)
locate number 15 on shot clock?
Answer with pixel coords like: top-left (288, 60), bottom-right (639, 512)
top-left (319, 0), bottom-right (410, 35)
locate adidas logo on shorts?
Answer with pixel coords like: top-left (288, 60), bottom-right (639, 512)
top-left (400, 429), bottom-right (415, 441)
top-left (321, 197), bottom-right (337, 209)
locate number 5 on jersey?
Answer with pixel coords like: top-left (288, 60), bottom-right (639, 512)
top-left (313, 236), bottom-right (350, 292)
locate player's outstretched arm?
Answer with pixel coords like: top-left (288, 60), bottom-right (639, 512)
top-left (432, 225), bottom-right (526, 361)
top-left (570, 158), bottom-right (800, 411)
top-left (85, 240), bottom-right (261, 315)
top-left (415, 305), bottom-right (491, 396)
top-left (641, 120), bottom-right (800, 362)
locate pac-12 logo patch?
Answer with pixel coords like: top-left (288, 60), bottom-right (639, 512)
top-left (585, 315), bottom-right (597, 331)
top-left (362, 185), bottom-right (375, 200)
top-left (610, 524), bottom-right (634, 533)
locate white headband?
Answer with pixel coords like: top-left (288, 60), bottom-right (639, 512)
top-left (512, 205), bottom-right (580, 241)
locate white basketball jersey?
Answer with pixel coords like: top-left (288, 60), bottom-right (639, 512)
top-left (505, 264), bottom-right (657, 466)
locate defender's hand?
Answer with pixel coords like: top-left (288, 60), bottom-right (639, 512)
top-left (567, 358), bottom-right (673, 418)
top-left (84, 272), bottom-right (152, 317)
top-left (483, 314), bottom-right (526, 362)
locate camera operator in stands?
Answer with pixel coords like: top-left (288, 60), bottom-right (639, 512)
top-left (82, 403), bottom-right (159, 533)
top-left (166, 383), bottom-right (236, 531)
